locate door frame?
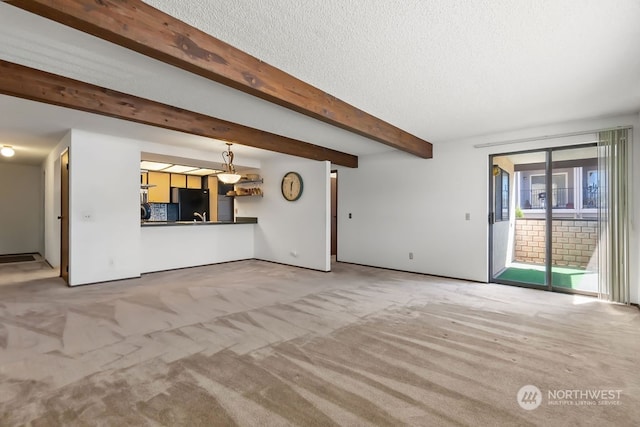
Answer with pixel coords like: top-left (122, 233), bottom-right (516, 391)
top-left (330, 170), bottom-right (338, 259)
top-left (60, 149), bottom-right (69, 284)
top-left (489, 143), bottom-right (599, 296)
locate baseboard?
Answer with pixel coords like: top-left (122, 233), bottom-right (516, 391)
top-left (140, 258), bottom-right (255, 276)
top-left (334, 260), bottom-right (486, 284)
top-left (0, 251), bottom-right (39, 257)
top-left (68, 274), bottom-right (143, 288)
top-left (254, 258), bottom-right (331, 273)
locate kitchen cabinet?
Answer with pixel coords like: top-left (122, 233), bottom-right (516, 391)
top-left (142, 169), bottom-right (258, 210)
top-left (147, 172), bottom-right (170, 202)
top-left (187, 175), bottom-right (202, 189)
top-left (206, 176), bottom-right (219, 221)
top-left (170, 173), bottom-right (187, 188)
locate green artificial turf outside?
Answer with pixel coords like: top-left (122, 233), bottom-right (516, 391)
top-left (496, 265), bottom-right (596, 289)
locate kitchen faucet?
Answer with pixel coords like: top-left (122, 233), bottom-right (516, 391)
top-left (194, 212), bottom-right (206, 222)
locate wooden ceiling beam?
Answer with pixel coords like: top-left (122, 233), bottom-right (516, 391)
top-left (5, 0), bottom-right (433, 159)
top-left (0, 60), bottom-right (358, 168)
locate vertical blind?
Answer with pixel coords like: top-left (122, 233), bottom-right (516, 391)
top-left (597, 129), bottom-right (630, 304)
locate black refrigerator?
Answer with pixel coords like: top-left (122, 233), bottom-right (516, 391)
top-left (171, 188), bottom-right (210, 221)
top-left (217, 183), bottom-right (234, 222)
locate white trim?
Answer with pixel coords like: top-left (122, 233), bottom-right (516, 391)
top-left (473, 126), bottom-right (631, 149)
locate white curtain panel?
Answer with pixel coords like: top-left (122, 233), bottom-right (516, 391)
top-left (597, 129), bottom-right (630, 304)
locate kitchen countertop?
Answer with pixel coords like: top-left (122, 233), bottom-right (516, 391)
top-left (141, 217), bottom-right (257, 226)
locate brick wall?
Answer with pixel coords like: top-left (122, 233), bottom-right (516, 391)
top-left (514, 219), bottom-right (598, 269)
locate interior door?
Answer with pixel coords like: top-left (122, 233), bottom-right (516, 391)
top-left (60, 149), bottom-right (69, 284)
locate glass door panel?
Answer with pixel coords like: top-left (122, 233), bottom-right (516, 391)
top-left (491, 153), bottom-right (548, 288)
top-left (550, 146), bottom-right (599, 294)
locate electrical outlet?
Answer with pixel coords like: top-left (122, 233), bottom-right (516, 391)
top-left (465, 213), bottom-right (471, 221)
top-left (409, 252), bottom-right (413, 260)
top-left (348, 213), bottom-right (352, 219)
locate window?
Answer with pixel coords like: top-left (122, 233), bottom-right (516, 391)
top-left (494, 167), bottom-right (509, 221)
top-left (528, 172), bottom-right (569, 208)
top-left (584, 170), bottom-right (598, 209)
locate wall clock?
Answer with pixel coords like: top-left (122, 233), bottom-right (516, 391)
top-left (281, 171), bottom-right (303, 201)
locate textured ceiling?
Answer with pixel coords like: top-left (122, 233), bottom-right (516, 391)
top-left (145, 0), bottom-right (640, 139)
top-left (0, 0), bottom-right (639, 166)
top-left (0, 2), bottom-right (385, 165)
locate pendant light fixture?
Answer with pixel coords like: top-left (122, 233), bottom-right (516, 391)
top-left (217, 143), bottom-right (242, 184)
top-left (1, 145), bottom-right (15, 157)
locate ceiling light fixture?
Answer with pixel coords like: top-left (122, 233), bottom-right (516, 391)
top-left (1, 145), bottom-right (15, 157)
top-left (140, 160), bottom-right (223, 176)
top-left (140, 160), bottom-right (171, 171)
top-left (217, 143), bottom-right (242, 184)
top-left (186, 168), bottom-right (222, 176)
top-left (161, 164), bottom-right (198, 174)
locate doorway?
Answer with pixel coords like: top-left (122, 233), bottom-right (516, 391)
top-left (330, 171), bottom-right (338, 258)
top-left (489, 144), bottom-right (599, 295)
top-left (60, 149), bottom-right (69, 284)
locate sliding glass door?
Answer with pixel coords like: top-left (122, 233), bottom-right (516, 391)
top-left (549, 146), bottom-right (599, 293)
top-left (491, 151), bottom-right (548, 289)
top-left (490, 143), bottom-right (600, 295)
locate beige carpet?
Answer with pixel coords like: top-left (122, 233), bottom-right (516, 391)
top-left (0, 260), bottom-right (638, 426)
top-left (0, 254), bottom-right (58, 287)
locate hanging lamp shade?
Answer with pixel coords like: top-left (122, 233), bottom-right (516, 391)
top-left (1, 145), bottom-right (15, 157)
top-left (218, 143), bottom-right (242, 184)
top-left (217, 172), bottom-right (242, 184)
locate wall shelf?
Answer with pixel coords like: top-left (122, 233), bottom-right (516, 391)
top-left (236, 179), bottom-right (263, 185)
top-left (229, 177), bottom-right (263, 197)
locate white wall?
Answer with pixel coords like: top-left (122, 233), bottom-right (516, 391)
top-left (0, 163), bottom-right (42, 255)
top-left (141, 224), bottom-right (254, 273)
top-left (237, 157), bottom-right (330, 271)
top-left (42, 131), bottom-right (71, 267)
top-left (40, 129), bottom-right (269, 285)
top-left (337, 146), bottom-right (487, 281)
top-left (338, 113), bottom-right (640, 303)
top-left (631, 113), bottom-right (640, 304)
top-left (68, 130), bottom-right (141, 285)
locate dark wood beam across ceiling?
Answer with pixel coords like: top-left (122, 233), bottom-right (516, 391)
top-left (5, 0), bottom-right (433, 159)
top-left (0, 60), bottom-right (358, 167)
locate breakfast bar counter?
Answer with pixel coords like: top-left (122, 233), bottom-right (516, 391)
top-left (140, 218), bottom-right (256, 273)
top-left (141, 217), bottom-right (258, 227)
